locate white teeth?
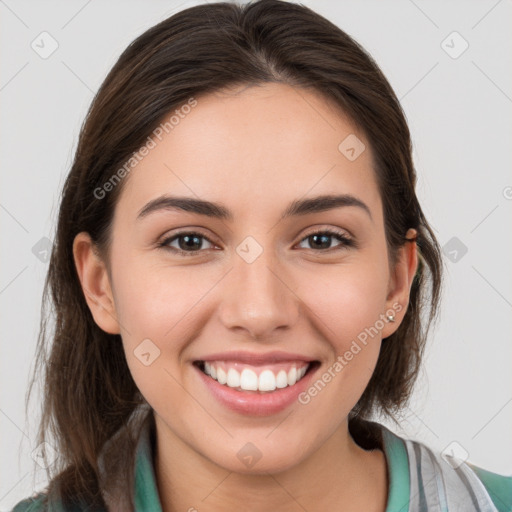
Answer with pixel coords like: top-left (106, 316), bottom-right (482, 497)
top-left (258, 370), bottom-right (276, 391)
top-left (276, 370), bottom-right (288, 388)
top-left (287, 367), bottom-right (297, 386)
top-left (217, 367), bottom-right (227, 384)
top-left (240, 369), bottom-right (259, 391)
top-left (201, 362), bottom-right (310, 392)
top-left (227, 368), bottom-right (240, 388)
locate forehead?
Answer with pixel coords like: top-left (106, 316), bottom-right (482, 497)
top-left (117, 82), bottom-right (381, 221)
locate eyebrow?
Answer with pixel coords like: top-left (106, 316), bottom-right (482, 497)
top-left (136, 193), bottom-right (372, 222)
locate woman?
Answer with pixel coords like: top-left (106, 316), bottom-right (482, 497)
top-left (13, 0), bottom-right (511, 511)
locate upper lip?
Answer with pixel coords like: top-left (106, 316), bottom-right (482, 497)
top-left (195, 350), bottom-right (317, 365)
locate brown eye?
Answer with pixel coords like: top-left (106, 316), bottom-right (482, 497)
top-left (297, 229), bottom-right (355, 251)
top-left (159, 232), bottom-right (215, 256)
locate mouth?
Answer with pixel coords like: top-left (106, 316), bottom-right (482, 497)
top-left (193, 360), bottom-right (321, 394)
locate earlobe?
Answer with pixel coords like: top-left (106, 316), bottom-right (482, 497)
top-left (72, 232), bottom-right (120, 335)
top-left (382, 228), bottom-right (419, 338)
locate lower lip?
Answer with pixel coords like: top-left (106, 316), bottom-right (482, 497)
top-left (194, 363), bottom-right (319, 416)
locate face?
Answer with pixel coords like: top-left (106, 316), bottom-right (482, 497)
top-left (74, 82), bottom-right (416, 474)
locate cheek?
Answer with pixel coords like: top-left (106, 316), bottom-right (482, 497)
top-left (108, 254), bottom-right (184, 369)
top-left (111, 267), bottom-right (194, 413)
top-left (110, 253), bottom-right (220, 389)
top-left (111, 252), bottom-right (207, 340)
top-left (300, 260), bottom-right (389, 348)
top-left (295, 265), bottom-right (388, 413)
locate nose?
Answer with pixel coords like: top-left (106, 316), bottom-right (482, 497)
top-left (217, 246), bottom-right (300, 340)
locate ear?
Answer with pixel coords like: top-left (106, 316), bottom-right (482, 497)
top-left (72, 231), bottom-right (120, 335)
top-left (381, 228), bottom-right (418, 339)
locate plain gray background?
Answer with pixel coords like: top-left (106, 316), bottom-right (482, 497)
top-left (1, 0), bottom-right (511, 509)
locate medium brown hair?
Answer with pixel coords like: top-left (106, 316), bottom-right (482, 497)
top-left (26, 0), bottom-right (442, 508)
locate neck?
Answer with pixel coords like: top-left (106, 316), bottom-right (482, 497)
top-left (153, 415), bottom-right (388, 512)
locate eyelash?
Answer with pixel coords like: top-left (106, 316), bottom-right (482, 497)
top-left (157, 228), bottom-right (356, 257)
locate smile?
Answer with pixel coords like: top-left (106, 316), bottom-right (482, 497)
top-left (196, 360), bottom-right (311, 393)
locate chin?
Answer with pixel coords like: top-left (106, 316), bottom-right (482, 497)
top-left (203, 436), bottom-right (312, 476)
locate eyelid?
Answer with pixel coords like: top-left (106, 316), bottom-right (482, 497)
top-left (299, 225), bottom-right (353, 240)
top-left (158, 227), bottom-right (218, 245)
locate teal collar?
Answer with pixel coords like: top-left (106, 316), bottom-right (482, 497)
top-left (133, 414), bottom-right (163, 512)
top-left (380, 424), bottom-right (411, 512)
